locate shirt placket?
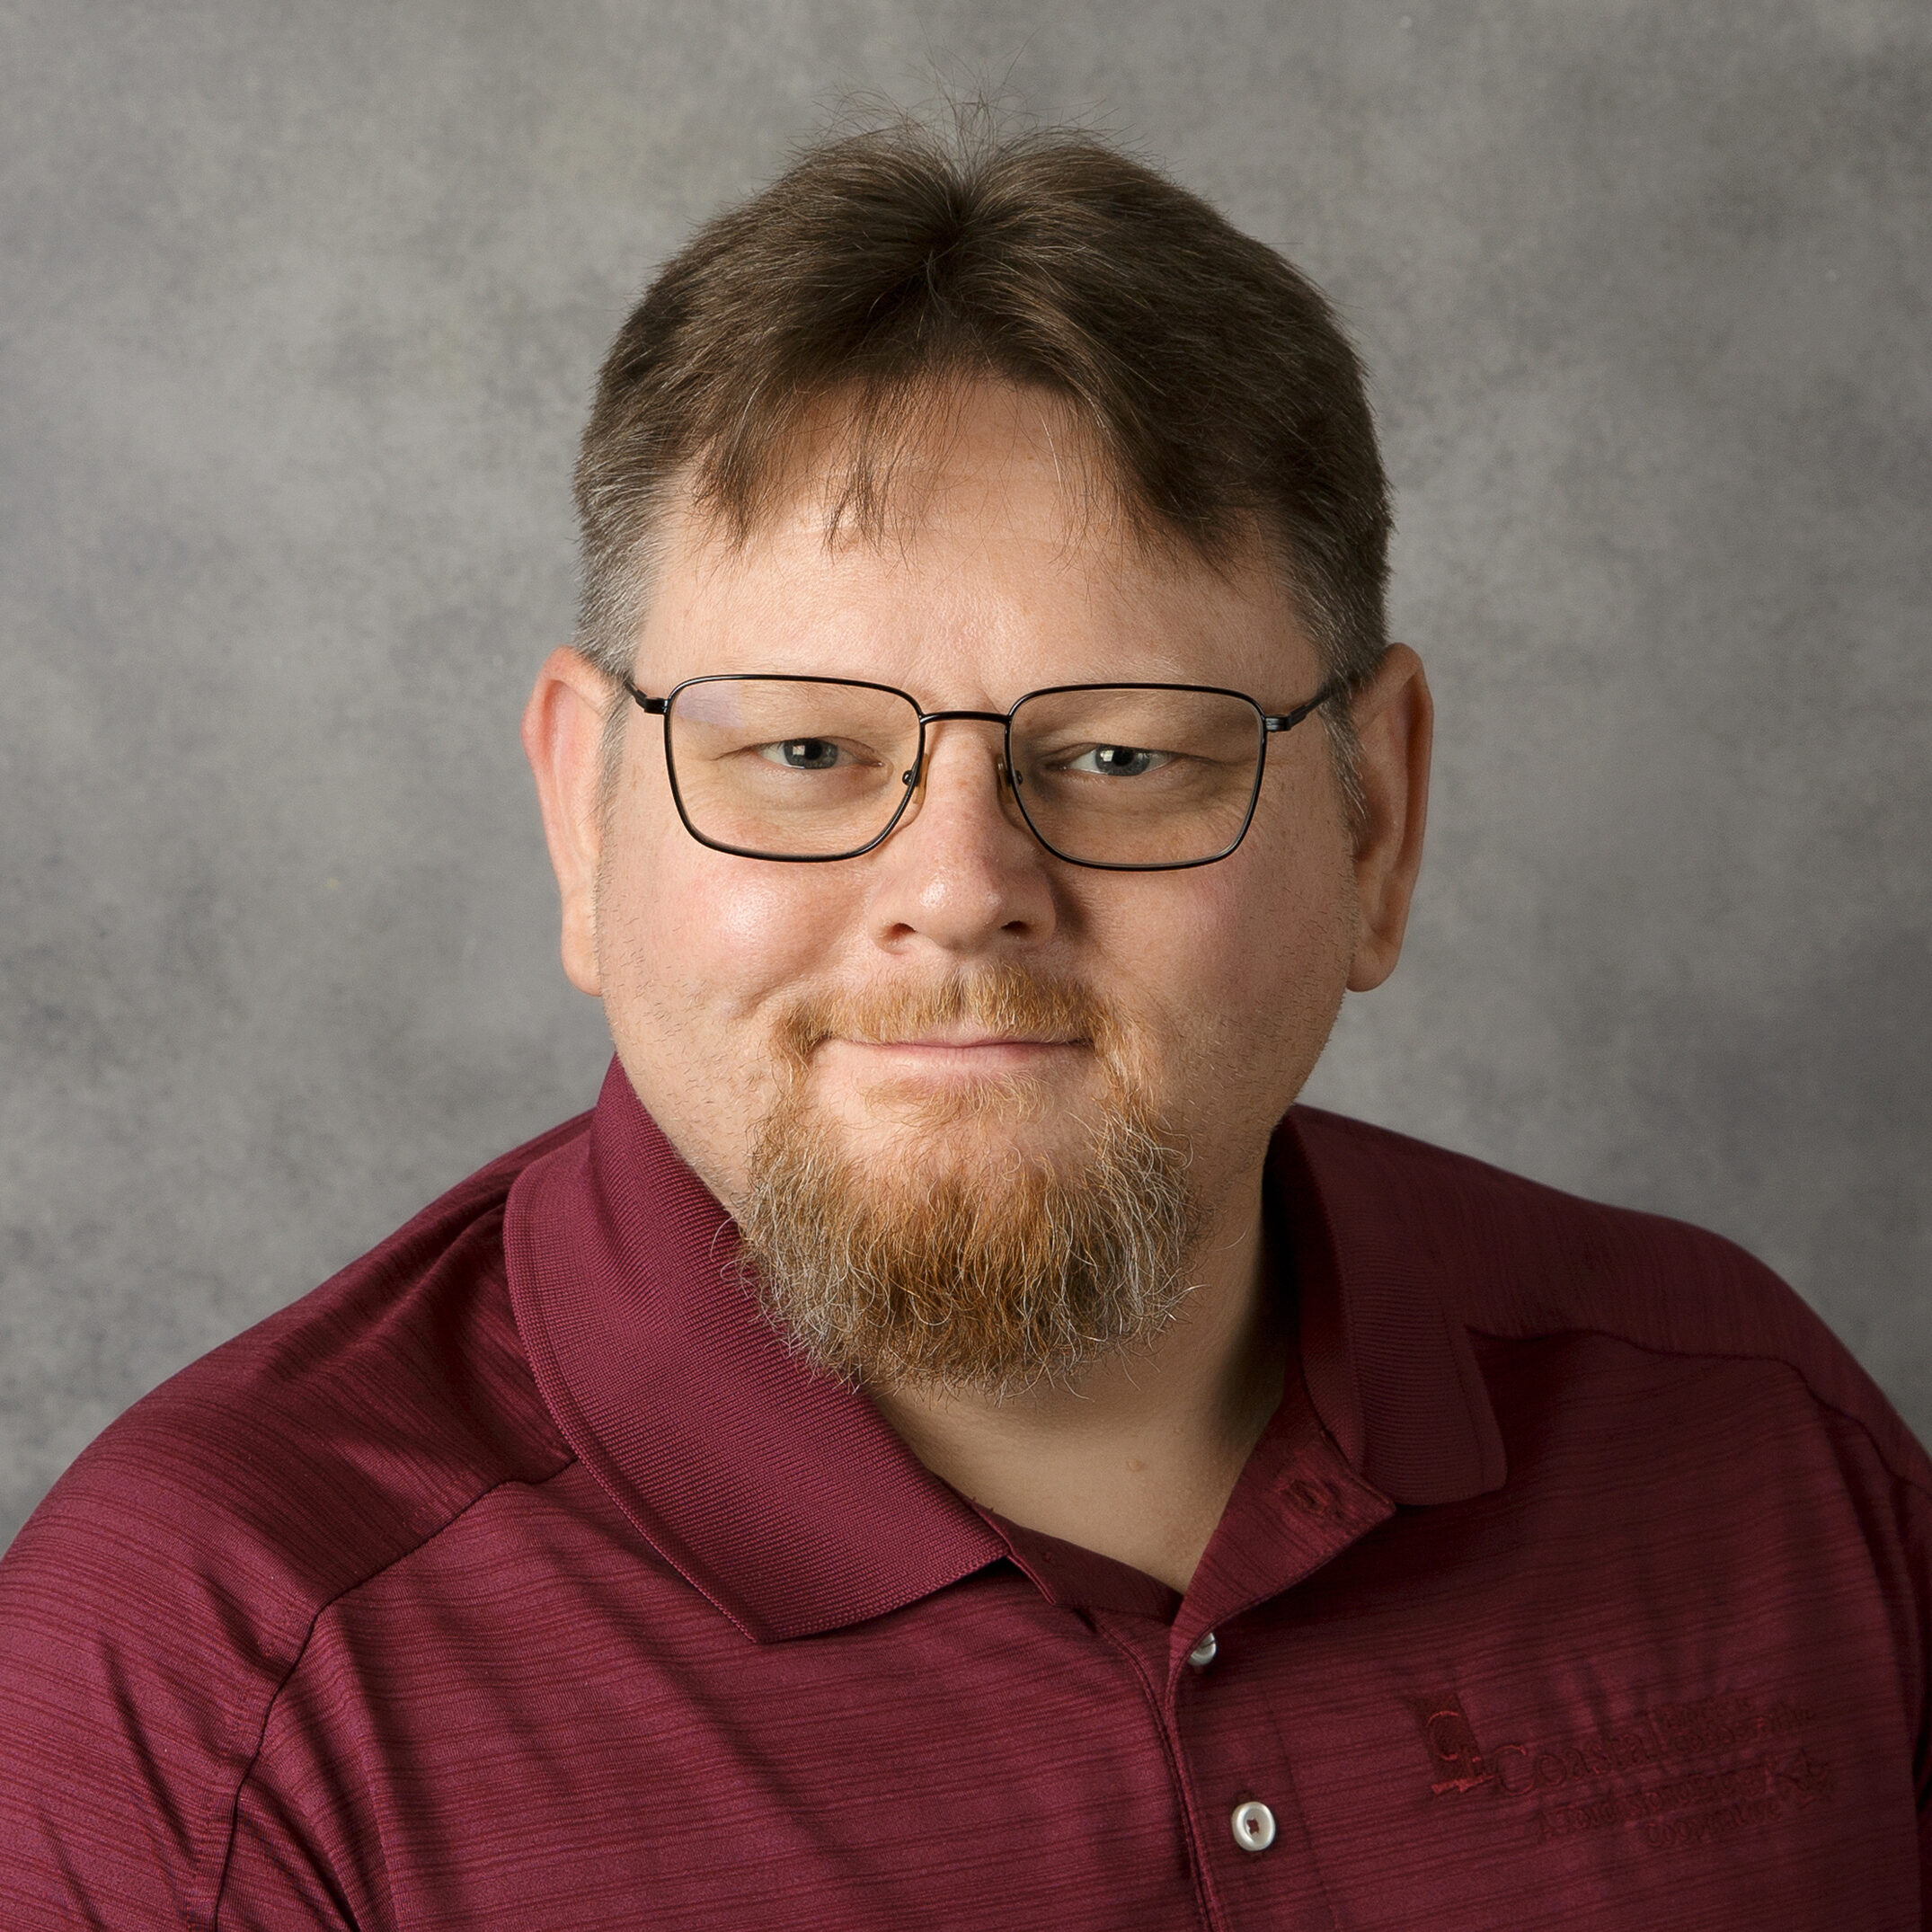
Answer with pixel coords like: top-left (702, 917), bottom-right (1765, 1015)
top-left (1157, 1430), bottom-right (1396, 1931)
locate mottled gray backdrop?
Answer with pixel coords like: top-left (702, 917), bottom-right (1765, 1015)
top-left (3, 0), bottom-right (1927, 1548)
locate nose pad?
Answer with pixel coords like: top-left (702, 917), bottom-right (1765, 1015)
top-left (892, 731), bottom-right (1025, 842)
top-left (899, 752), bottom-right (1015, 790)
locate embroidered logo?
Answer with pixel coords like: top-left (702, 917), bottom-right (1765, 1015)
top-left (1405, 1692), bottom-right (1496, 1795)
top-left (1404, 1688), bottom-right (1832, 1855)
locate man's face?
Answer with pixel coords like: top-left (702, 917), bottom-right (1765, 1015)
top-left (581, 382), bottom-right (1367, 1237)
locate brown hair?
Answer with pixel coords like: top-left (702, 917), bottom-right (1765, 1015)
top-left (572, 115), bottom-right (1390, 716)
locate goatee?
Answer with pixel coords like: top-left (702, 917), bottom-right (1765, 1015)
top-left (734, 966), bottom-right (1201, 1396)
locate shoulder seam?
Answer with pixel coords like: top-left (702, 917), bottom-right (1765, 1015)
top-left (207, 1450), bottom-right (577, 1928)
top-left (1465, 1320), bottom-right (1932, 1503)
top-left (1291, 1108), bottom-right (1768, 1249)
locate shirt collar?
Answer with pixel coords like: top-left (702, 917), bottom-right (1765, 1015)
top-left (1274, 1106), bottom-right (1509, 1506)
top-left (503, 1060), bottom-right (1004, 1643)
top-left (502, 1062), bottom-right (1505, 1644)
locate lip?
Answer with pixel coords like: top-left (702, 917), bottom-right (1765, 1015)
top-left (848, 1031), bottom-right (1086, 1050)
top-left (819, 1035), bottom-right (1088, 1075)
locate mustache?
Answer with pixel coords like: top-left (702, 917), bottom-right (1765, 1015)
top-left (773, 964), bottom-right (1130, 1066)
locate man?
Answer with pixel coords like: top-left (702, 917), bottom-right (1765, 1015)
top-left (2, 120), bottom-right (1927, 1930)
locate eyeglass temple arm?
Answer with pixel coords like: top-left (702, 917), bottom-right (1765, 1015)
top-left (624, 679), bottom-right (667, 716)
top-left (1263, 678), bottom-right (1349, 734)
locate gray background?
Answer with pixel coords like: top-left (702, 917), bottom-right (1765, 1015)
top-left (3, 0), bottom-right (1927, 1550)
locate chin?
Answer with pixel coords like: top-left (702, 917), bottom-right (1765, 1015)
top-left (834, 1084), bottom-right (1108, 1178)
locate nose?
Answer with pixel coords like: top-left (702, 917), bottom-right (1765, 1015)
top-left (863, 719), bottom-right (1059, 958)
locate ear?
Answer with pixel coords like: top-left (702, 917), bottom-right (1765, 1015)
top-left (1344, 643), bottom-right (1432, 993)
top-left (521, 646), bottom-right (618, 997)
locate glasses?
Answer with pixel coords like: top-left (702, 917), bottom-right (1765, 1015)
top-left (623, 674), bottom-right (1343, 872)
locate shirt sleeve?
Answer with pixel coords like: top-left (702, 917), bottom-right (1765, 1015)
top-left (0, 1437), bottom-right (363, 1928)
top-left (1819, 1405), bottom-right (1932, 1868)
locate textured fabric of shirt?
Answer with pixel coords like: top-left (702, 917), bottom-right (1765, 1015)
top-left (2, 1059), bottom-right (1928, 1929)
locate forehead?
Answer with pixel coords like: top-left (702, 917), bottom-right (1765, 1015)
top-left (636, 381), bottom-right (1317, 701)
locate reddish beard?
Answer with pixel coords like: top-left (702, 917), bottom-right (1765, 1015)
top-left (734, 966), bottom-right (1201, 1395)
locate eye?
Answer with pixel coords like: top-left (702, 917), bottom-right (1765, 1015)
top-left (1060, 743), bottom-right (1174, 778)
top-left (756, 738), bottom-right (846, 771)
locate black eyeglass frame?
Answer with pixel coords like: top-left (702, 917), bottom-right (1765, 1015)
top-left (623, 672), bottom-right (1346, 873)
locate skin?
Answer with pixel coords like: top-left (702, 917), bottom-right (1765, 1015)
top-left (524, 380), bottom-right (1431, 1591)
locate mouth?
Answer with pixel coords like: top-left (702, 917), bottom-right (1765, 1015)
top-left (817, 1032), bottom-right (1090, 1077)
top-left (775, 968), bottom-right (1116, 1097)
top-left (854, 1027), bottom-right (1086, 1049)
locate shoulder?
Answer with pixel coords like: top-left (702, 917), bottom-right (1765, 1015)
top-left (1286, 1103), bottom-right (1931, 1494)
top-left (7, 1108), bottom-right (589, 1607)
top-left (0, 1110), bottom-right (589, 1922)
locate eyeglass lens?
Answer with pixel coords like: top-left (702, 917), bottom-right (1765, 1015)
top-left (663, 677), bottom-right (1267, 867)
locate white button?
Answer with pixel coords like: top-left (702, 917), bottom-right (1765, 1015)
top-left (1186, 1630), bottom-right (1219, 1669)
top-left (1230, 1800), bottom-right (1276, 1853)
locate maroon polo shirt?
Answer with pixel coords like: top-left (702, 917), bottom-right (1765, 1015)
top-left (2, 1062), bottom-right (1928, 1929)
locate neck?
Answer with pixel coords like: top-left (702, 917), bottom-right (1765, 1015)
top-left (865, 1168), bottom-right (1288, 1594)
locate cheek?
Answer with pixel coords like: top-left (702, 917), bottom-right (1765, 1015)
top-left (602, 827), bottom-right (851, 1026)
top-left (592, 772), bottom-right (866, 1124)
top-left (1085, 775), bottom-right (1356, 1122)
top-left (1233, 782), bottom-right (1359, 1036)
top-left (596, 808), bottom-right (870, 1193)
